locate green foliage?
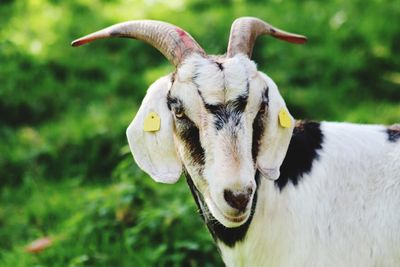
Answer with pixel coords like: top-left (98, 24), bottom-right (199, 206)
top-left (0, 0), bottom-right (398, 266)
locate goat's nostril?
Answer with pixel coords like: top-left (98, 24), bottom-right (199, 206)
top-left (223, 189), bottom-right (252, 212)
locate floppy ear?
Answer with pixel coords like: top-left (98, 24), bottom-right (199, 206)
top-left (256, 75), bottom-right (294, 180)
top-left (126, 75), bottom-right (182, 184)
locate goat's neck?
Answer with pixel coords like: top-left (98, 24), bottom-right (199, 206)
top-left (184, 120), bottom-right (325, 265)
top-left (185, 169), bottom-right (302, 264)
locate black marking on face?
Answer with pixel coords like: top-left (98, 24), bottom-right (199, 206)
top-left (251, 88), bottom-right (269, 161)
top-left (251, 108), bottom-right (265, 161)
top-left (185, 171), bottom-right (261, 247)
top-left (166, 93), bottom-right (181, 111)
top-left (195, 61), bottom-right (250, 131)
top-left (204, 103), bottom-right (224, 114)
top-left (204, 103), bottom-right (227, 131)
top-left (387, 125), bottom-right (400, 142)
top-left (203, 94), bottom-right (249, 131)
top-left (276, 121), bottom-right (324, 190)
top-left (167, 93), bottom-right (205, 166)
top-left (232, 94), bottom-right (248, 114)
top-left (264, 86), bottom-right (269, 106)
top-left (176, 116), bottom-right (205, 166)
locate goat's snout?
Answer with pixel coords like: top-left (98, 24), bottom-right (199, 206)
top-left (223, 188), bottom-right (253, 212)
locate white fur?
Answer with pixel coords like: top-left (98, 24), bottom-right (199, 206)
top-left (127, 53), bottom-right (400, 266)
top-left (256, 73), bottom-right (294, 180)
top-left (219, 122), bottom-right (400, 267)
top-left (126, 75), bottom-right (182, 183)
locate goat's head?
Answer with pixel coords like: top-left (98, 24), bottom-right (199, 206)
top-left (72, 17), bottom-right (306, 228)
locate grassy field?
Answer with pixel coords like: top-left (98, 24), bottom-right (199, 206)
top-left (0, 0), bottom-right (399, 266)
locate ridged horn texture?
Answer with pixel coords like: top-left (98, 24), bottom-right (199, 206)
top-left (71, 20), bottom-right (205, 67)
top-left (227, 17), bottom-right (307, 58)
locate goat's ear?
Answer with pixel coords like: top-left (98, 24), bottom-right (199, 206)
top-left (256, 76), bottom-right (294, 180)
top-left (126, 75), bottom-right (182, 184)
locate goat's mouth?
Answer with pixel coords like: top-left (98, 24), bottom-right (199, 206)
top-left (222, 212), bottom-right (249, 223)
top-left (207, 196), bottom-right (251, 227)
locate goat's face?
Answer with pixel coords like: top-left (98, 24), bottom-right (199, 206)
top-left (127, 54), bottom-right (294, 227)
top-left (171, 54), bottom-right (262, 227)
top-left (72, 17), bottom-right (305, 227)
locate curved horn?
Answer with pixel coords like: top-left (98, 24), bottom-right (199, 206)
top-left (71, 20), bottom-right (205, 67)
top-left (227, 17), bottom-right (307, 58)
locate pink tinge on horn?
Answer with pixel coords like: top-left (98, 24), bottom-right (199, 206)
top-left (71, 20), bottom-right (206, 67)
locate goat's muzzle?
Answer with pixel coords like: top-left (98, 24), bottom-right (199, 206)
top-left (224, 188), bottom-right (253, 212)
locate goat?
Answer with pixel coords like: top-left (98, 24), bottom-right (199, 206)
top-left (72, 17), bottom-right (400, 267)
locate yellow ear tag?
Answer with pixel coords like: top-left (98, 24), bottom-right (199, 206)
top-left (278, 108), bottom-right (292, 128)
top-left (143, 112), bottom-right (161, 132)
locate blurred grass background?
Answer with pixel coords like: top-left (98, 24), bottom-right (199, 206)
top-left (0, 0), bottom-right (398, 266)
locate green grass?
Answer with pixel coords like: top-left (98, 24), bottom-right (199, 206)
top-left (0, 173), bottom-right (222, 267)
